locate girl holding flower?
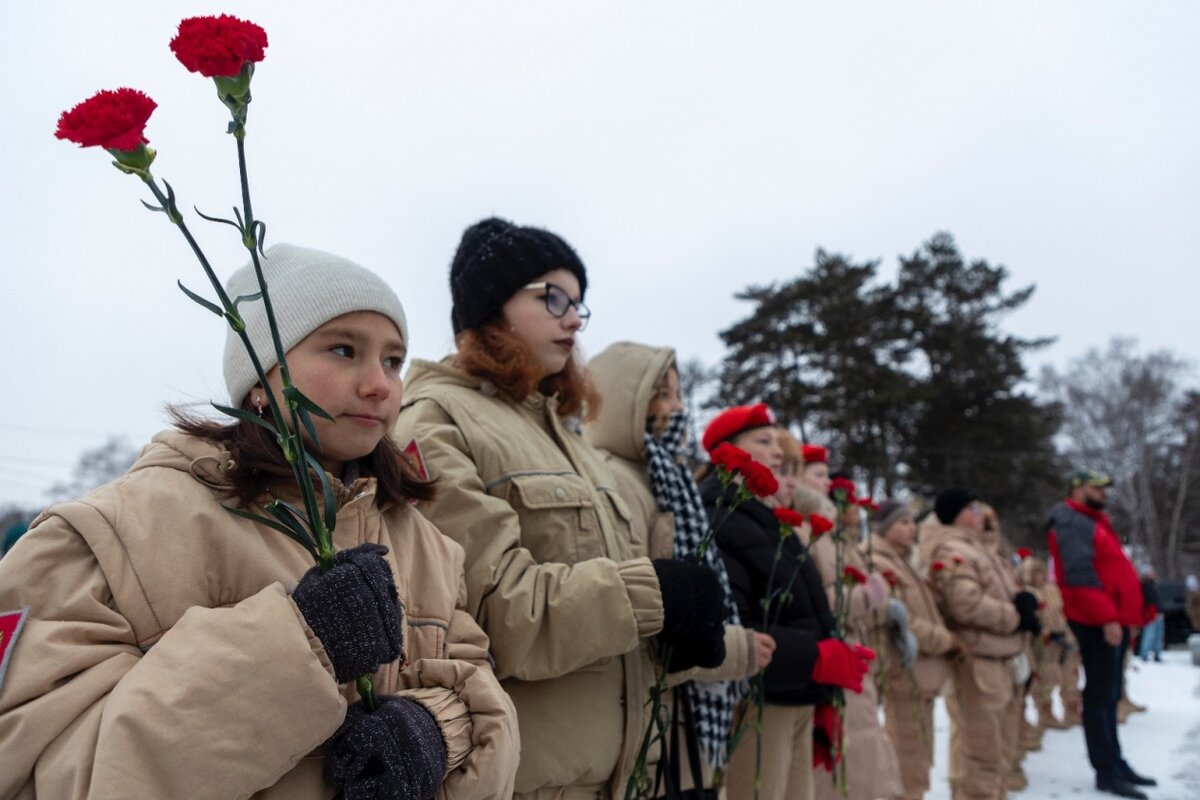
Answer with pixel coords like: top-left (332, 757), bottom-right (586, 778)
top-left (698, 406), bottom-right (873, 800)
top-left (584, 341), bottom-right (776, 793)
top-left (0, 246), bottom-right (520, 800)
top-left (806, 474), bottom-right (903, 800)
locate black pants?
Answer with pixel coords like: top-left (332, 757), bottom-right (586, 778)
top-left (1069, 621), bottom-right (1129, 778)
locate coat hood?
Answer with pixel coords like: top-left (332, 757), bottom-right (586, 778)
top-left (128, 429), bottom-right (236, 490)
top-left (583, 342), bottom-right (675, 461)
top-left (404, 356), bottom-right (487, 399)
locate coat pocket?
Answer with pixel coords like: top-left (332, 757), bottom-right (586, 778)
top-left (507, 473), bottom-right (604, 563)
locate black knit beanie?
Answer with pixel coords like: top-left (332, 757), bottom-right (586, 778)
top-left (449, 217), bottom-right (588, 334)
top-left (934, 487), bottom-right (978, 525)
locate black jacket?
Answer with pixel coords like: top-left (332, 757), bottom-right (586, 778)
top-left (700, 473), bottom-right (834, 706)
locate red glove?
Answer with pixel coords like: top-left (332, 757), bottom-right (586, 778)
top-left (812, 639), bottom-right (876, 693)
top-left (811, 703), bottom-right (842, 772)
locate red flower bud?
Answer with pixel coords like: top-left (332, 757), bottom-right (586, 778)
top-left (931, 560), bottom-right (947, 573)
top-left (842, 565), bottom-right (868, 585)
top-left (710, 442), bottom-right (752, 475)
top-left (809, 514), bottom-right (834, 539)
top-left (881, 569), bottom-right (899, 587)
top-left (55, 88), bottom-right (157, 151)
top-left (171, 14), bottom-right (268, 78)
top-left (743, 461), bottom-right (780, 499)
top-left (952, 554), bottom-right (965, 565)
top-left (855, 497), bottom-right (879, 513)
top-left (830, 477), bottom-right (857, 502)
top-left (1017, 547), bottom-right (1033, 560)
top-left (773, 508), bottom-right (806, 528)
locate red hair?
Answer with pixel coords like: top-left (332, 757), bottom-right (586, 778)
top-left (454, 323), bottom-right (600, 421)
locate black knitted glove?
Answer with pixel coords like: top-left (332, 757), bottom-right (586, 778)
top-left (1013, 590), bottom-right (1042, 635)
top-left (652, 559), bottom-right (727, 671)
top-left (293, 543), bottom-right (404, 683)
top-left (325, 696), bottom-right (448, 800)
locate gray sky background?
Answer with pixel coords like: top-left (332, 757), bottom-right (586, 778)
top-left (2, 1), bottom-right (1197, 508)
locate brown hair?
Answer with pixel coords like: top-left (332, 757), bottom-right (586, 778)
top-left (777, 428), bottom-right (802, 471)
top-left (171, 402), bottom-right (434, 509)
top-left (454, 323), bottom-right (600, 421)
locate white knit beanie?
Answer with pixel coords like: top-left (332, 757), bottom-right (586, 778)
top-left (223, 243), bottom-right (408, 404)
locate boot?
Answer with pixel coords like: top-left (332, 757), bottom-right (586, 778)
top-left (1019, 717), bottom-right (1042, 751)
top-left (1039, 702), bottom-right (1069, 730)
top-left (1007, 764), bottom-right (1029, 791)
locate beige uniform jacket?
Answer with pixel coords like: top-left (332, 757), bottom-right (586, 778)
top-left (0, 431), bottom-right (518, 800)
top-left (870, 534), bottom-right (955, 695)
top-left (393, 357), bottom-right (665, 797)
top-left (918, 520), bottom-right (1022, 661)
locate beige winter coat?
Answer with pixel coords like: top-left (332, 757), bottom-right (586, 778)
top-left (393, 357), bottom-right (665, 798)
top-left (918, 519), bottom-right (1022, 661)
top-left (0, 431), bottom-right (519, 800)
top-left (870, 533), bottom-right (955, 695)
top-left (583, 341), bottom-right (758, 683)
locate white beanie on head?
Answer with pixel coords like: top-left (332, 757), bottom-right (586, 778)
top-left (223, 243), bottom-right (408, 404)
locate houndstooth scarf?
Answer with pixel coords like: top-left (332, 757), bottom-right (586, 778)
top-left (644, 411), bottom-right (745, 770)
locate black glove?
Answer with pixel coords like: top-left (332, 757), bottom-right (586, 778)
top-left (293, 543), bottom-right (404, 683)
top-left (652, 559), bottom-right (727, 671)
top-left (325, 696), bottom-right (448, 800)
top-left (1013, 590), bottom-right (1042, 635)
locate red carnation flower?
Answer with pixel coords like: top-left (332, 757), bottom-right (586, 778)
top-left (830, 476), bottom-right (857, 503)
top-left (711, 442), bottom-right (752, 475)
top-left (1017, 547), bottom-right (1033, 560)
top-left (881, 569), bottom-right (899, 587)
top-left (774, 508), bottom-right (806, 528)
top-left (171, 14), bottom-right (268, 77)
top-left (809, 514), bottom-right (834, 539)
top-left (55, 88), bottom-right (157, 151)
top-left (952, 554), bottom-right (965, 565)
top-left (743, 461), bottom-right (780, 499)
top-left (842, 565), bottom-right (868, 585)
top-left (931, 560), bottom-right (947, 573)
top-left (856, 497), bottom-right (879, 513)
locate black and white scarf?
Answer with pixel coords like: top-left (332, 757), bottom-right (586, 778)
top-left (644, 411), bottom-right (745, 770)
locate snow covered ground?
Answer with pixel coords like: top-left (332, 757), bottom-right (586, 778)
top-left (925, 647), bottom-right (1200, 800)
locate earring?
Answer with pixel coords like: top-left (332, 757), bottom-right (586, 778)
top-left (253, 394), bottom-right (264, 417)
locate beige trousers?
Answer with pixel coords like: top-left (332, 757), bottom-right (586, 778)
top-left (882, 679), bottom-right (937, 800)
top-left (946, 658), bottom-right (1014, 800)
top-left (724, 704), bottom-right (814, 800)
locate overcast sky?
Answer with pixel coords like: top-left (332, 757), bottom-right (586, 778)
top-left (1, 1), bottom-right (1197, 508)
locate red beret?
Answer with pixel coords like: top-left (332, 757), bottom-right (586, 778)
top-left (802, 444), bottom-right (828, 464)
top-left (703, 403), bottom-right (776, 454)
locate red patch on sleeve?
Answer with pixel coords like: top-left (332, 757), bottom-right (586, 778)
top-left (0, 607), bottom-right (30, 692)
top-left (401, 438), bottom-right (430, 481)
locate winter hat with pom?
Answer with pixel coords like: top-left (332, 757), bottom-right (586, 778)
top-left (449, 217), bottom-right (588, 334)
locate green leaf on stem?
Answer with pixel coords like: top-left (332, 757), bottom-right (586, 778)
top-left (177, 280), bottom-right (224, 317)
top-left (304, 450), bottom-right (338, 535)
top-left (295, 405), bottom-right (322, 450)
top-left (159, 179), bottom-right (183, 224)
top-left (284, 385), bottom-right (334, 421)
top-left (193, 205), bottom-right (245, 233)
top-left (223, 504), bottom-right (318, 560)
top-left (267, 498), bottom-right (313, 534)
top-left (212, 401), bottom-right (279, 434)
top-left (254, 220), bottom-right (267, 257)
top-left (232, 291), bottom-right (263, 309)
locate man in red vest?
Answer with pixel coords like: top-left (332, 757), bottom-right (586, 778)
top-left (1046, 469), bottom-right (1154, 799)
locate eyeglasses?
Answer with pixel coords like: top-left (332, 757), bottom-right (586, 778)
top-left (524, 282), bottom-right (591, 330)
